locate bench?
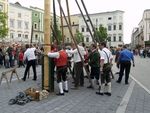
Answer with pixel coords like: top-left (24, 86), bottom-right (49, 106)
top-left (0, 66), bottom-right (20, 87)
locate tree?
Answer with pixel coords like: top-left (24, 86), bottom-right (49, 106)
top-left (75, 30), bottom-right (84, 44)
top-left (0, 11), bottom-right (8, 39)
top-left (94, 25), bottom-right (107, 42)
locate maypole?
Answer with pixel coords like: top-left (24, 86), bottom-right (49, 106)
top-left (43, 0), bottom-right (51, 91)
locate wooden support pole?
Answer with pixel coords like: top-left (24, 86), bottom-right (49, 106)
top-left (43, 0), bottom-right (51, 91)
top-left (59, 0), bottom-right (64, 44)
top-left (66, 0), bottom-right (72, 43)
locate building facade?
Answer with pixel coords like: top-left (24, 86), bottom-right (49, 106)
top-left (61, 14), bottom-right (79, 43)
top-left (142, 10), bottom-right (150, 42)
top-left (131, 9), bottom-right (150, 48)
top-left (131, 28), bottom-right (144, 49)
top-left (8, 2), bottom-right (32, 43)
top-left (30, 6), bottom-right (44, 44)
top-left (0, 0), bottom-right (8, 12)
top-left (79, 10), bottom-right (124, 47)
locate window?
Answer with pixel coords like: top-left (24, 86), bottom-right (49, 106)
top-left (108, 37), bottom-right (111, 41)
top-left (17, 20), bottom-right (22, 29)
top-left (113, 25), bottom-right (116, 30)
top-left (18, 13), bottom-right (21, 18)
top-left (10, 19), bottom-right (14, 28)
top-left (0, 4), bottom-right (3, 11)
top-left (86, 27), bottom-right (89, 32)
top-left (108, 25), bottom-right (111, 31)
top-left (10, 33), bottom-right (14, 39)
top-left (119, 36), bottom-right (122, 41)
top-left (34, 13), bottom-right (38, 17)
top-left (34, 23), bottom-right (38, 29)
top-left (96, 19), bottom-right (98, 23)
top-left (113, 36), bottom-right (116, 42)
top-left (119, 24), bottom-right (122, 30)
top-left (35, 34), bottom-right (38, 40)
top-left (76, 29), bottom-right (78, 32)
top-left (25, 22), bottom-right (29, 29)
top-left (108, 17), bottom-right (112, 20)
top-left (25, 35), bottom-right (28, 39)
top-left (81, 27), bottom-right (84, 32)
top-left (18, 34), bottom-right (21, 37)
top-left (86, 37), bottom-right (89, 42)
top-left (67, 37), bottom-right (69, 42)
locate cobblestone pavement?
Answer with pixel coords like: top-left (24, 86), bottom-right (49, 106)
top-left (0, 63), bottom-right (150, 113)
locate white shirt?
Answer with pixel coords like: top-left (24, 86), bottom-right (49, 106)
top-left (67, 45), bottom-right (86, 63)
top-left (99, 48), bottom-right (113, 64)
top-left (48, 50), bottom-right (69, 59)
top-left (48, 52), bottom-right (60, 58)
top-left (23, 47), bottom-right (36, 61)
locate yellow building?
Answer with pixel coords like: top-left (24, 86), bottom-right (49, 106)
top-left (61, 14), bottom-right (79, 43)
top-left (0, 0), bottom-right (8, 13)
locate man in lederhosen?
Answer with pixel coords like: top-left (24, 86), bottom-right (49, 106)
top-left (47, 46), bottom-right (68, 96)
top-left (96, 42), bottom-right (113, 96)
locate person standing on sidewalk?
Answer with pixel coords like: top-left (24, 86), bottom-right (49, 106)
top-left (87, 44), bottom-right (100, 89)
top-left (67, 43), bottom-right (86, 89)
top-left (18, 49), bottom-right (25, 68)
top-left (116, 45), bottom-right (135, 84)
top-left (22, 44), bottom-right (37, 81)
top-left (47, 45), bottom-right (68, 96)
top-left (96, 42), bottom-right (113, 96)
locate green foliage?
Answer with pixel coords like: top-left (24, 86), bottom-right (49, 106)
top-left (0, 11), bottom-right (8, 39)
top-left (94, 25), bottom-right (107, 42)
top-left (75, 30), bottom-right (84, 44)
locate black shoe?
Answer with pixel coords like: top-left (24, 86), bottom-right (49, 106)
top-left (125, 82), bottom-right (129, 85)
top-left (104, 92), bottom-right (111, 96)
top-left (116, 80), bottom-right (121, 84)
top-left (21, 78), bottom-right (25, 81)
top-left (96, 92), bottom-right (104, 95)
top-left (56, 93), bottom-right (64, 96)
top-left (87, 85), bottom-right (94, 89)
top-left (63, 90), bottom-right (69, 93)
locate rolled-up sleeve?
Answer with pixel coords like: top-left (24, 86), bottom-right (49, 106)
top-left (48, 52), bottom-right (59, 58)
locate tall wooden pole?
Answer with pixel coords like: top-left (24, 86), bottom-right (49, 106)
top-left (66, 0), bottom-right (72, 43)
top-left (59, 0), bottom-right (64, 44)
top-left (43, 0), bottom-right (51, 91)
top-left (53, 0), bottom-right (57, 43)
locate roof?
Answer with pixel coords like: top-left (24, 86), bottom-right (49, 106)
top-left (9, 2), bottom-right (31, 11)
top-left (70, 10), bottom-right (124, 17)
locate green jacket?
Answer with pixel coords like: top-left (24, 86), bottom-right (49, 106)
top-left (88, 49), bottom-right (100, 67)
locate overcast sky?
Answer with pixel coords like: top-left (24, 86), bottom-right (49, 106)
top-left (9, 0), bottom-right (150, 44)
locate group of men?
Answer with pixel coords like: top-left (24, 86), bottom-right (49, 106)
top-left (21, 42), bottom-right (134, 97)
top-left (47, 42), bottom-right (114, 96)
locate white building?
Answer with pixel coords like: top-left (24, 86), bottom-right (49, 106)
top-left (8, 2), bottom-right (32, 43)
top-left (79, 10), bottom-right (124, 47)
top-left (140, 9), bottom-right (150, 41)
top-left (131, 9), bottom-right (150, 48)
